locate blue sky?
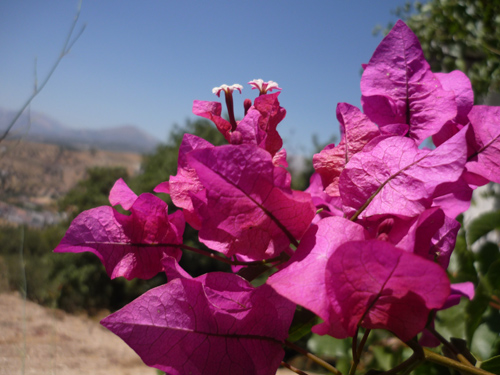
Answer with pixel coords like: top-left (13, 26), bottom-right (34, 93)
top-left (0, 0), bottom-right (412, 155)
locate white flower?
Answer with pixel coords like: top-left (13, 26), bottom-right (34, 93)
top-left (248, 79), bottom-right (282, 94)
top-left (212, 84), bottom-right (243, 97)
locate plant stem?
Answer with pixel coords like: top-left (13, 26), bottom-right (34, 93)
top-left (179, 244), bottom-right (288, 266)
top-left (380, 352), bottom-right (422, 375)
top-left (280, 361), bottom-right (310, 375)
top-left (426, 325), bottom-right (474, 367)
top-left (423, 348), bottom-right (495, 375)
top-left (356, 329), bottom-right (371, 360)
top-left (284, 340), bottom-right (343, 375)
top-left (19, 226), bottom-right (26, 375)
top-left (349, 328), bottom-right (371, 375)
top-left (351, 327), bottom-right (359, 367)
top-left (0, 0), bottom-right (85, 143)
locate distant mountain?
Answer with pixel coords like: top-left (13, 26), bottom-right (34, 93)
top-left (0, 108), bottom-right (160, 153)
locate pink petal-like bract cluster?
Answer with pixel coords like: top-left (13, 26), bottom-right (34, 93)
top-left (52, 20), bottom-right (500, 375)
top-left (54, 179), bottom-right (185, 280)
top-left (101, 257), bottom-right (295, 375)
top-left (360, 20), bottom-right (457, 145)
top-left (186, 144), bottom-right (314, 260)
top-left (325, 240), bottom-right (450, 342)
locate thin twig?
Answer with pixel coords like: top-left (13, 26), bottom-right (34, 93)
top-left (350, 327), bottom-right (359, 375)
top-left (0, 0), bottom-right (86, 143)
top-left (395, 339), bottom-right (495, 375)
top-left (179, 244), bottom-right (288, 266)
top-left (381, 350), bottom-right (422, 375)
top-left (280, 361), bottom-right (310, 375)
top-left (377, 339), bottom-right (424, 375)
top-left (349, 328), bottom-right (371, 375)
top-left (423, 348), bottom-right (495, 375)
top-left (356, 329), bottom-right (371, 360)
top-left (19, 226), bottom-right (26, 375)
top-left (284, 340), bottom-right (343, 375)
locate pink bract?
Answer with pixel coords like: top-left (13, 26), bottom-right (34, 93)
top-left (466, 105), bottom-right (500, 184)
top-left (54, 188), bottom-right (185, 280)
top-left (267, 216), bottom-right (369, 338)
top-left (325, 240), bottom-right (450, 341)
top-left (101, 258), bottom-right (295, 375)
top-left (192, 100), bottom-right (232, 141)
top-left (157, 134), bottom-right (215, 229)
top-left (251, 92), bottom-right (286, 156)
top-left (52, 18), bottom-right (500, 375)
top-left (187, 144), bottom-right (315, 260)
top-left (361, 20), bottom-right (457, 145)
top-left (314, 103), bottom-right (380, 196)
top-left (359, 207), bottom-right (459, 267)
top-left (340, 126), bottom-right (467, 219)
top-left (109, 178), bottom-right (138, 210)
top-left (434, 71), bottom-right (474, 125)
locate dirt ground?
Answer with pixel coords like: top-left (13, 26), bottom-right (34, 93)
top-left (0, 292), bottom-right (300, 375)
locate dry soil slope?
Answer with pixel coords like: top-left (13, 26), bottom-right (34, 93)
top-left (0, 292), bottom-right (299, 375)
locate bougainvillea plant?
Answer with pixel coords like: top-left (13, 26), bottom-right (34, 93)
top-left (54, 21), bottom-right (499, 375)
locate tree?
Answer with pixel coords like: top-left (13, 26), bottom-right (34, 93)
top-left (130, 118), bottom-right (227, 196)
top-left (59, 166), bottom-right (129, 219)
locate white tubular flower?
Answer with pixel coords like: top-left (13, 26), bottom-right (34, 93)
top-left (211, 83), bottom-right (242, 130)
top-left (248, 79), bottom-right (282, 95)
top-left (212, 84), bottom-right (243, 97)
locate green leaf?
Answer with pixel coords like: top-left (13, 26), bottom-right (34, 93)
top-left (449, 234), bottom-right (477, 284)
top-left (486, 259), bottom-right (500, 294)
top-left (287, 307), bottom-right (317, 343)
top-left (472, 323), bottom-right (499, 360)
top-left (371, 346), bottom-right (393, 372)
top-left (436, 303), bottom-right (466, 340)
top-left (480, 355), bottom-right (500, 373)
top-left (466, 210), bottom-right (500, 246)
top-left (307, 333), bottom-right (351, 360)
top-left (476, 242), bottom-right (500, 276)
top-left (466, 281), bottom-right (491, 344)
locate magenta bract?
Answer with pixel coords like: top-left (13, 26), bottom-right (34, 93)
top-left (359, 207), bottom-right (459, 267)
top-left (109, 178), bottom-right (138, 210)
top-left (101, 259), bottom-right (295, 375)
top-left (325, 240), bottom-right (450, 342)
top-left (361, 20), bottom-right (457, 144)
top-left (267, 216), bottom-right (369, 338)
top-left (466, 106), bottom-right (500, 184)
top-left (313, 103), bottom-right (380, 196)
top-left (157, 134), bottom-right (215, 229)
top-left (251, 92), bottom-right (286, 156)
top-left (192, 100), bottom-right (232, 141)
top-left (434, 71), bottom-right (474, 126)
top-left (187, 143), bottom-right (315, 260)
top-left (340, 126), bottom-right (467, 219)
top-left (54, 183), bottom-right (185, 280)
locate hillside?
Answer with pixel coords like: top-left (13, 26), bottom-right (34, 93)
top-left (0, 291), bottom-right (301, 375)
top-left (0, 291), bottom-right (157, 375)
top-left (0, 140), bottom-right (143, 226)
top-left (0, 108), bottom-right (160, 153)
